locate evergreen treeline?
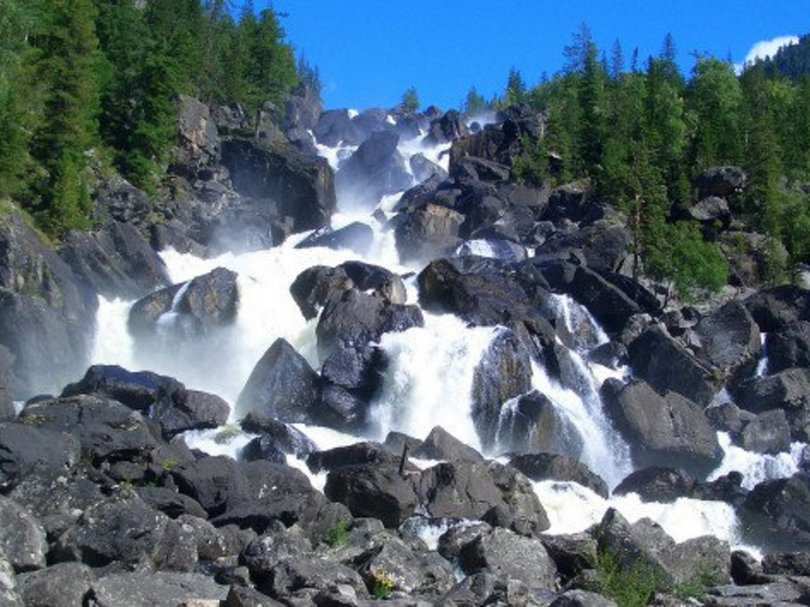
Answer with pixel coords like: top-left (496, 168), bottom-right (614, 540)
top-left (480, 26), bottom-right (810, 294)
top-left (0, 0), bottom-right (300, 237)
top-left (761, 34), bottom-right (810, 80)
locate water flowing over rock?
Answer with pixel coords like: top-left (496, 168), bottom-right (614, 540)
top-left (336, 130), bottom-right (412, 208)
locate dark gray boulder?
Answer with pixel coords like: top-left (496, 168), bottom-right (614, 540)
top-left (767, 321), bottom-right (810, 374)
top-left (694, 300), bottom-right (761, 383)
top-left (418, 460), bottom-right (549, 536)
top-left (0, 423), bottom-right (80, 491)
top-left (542, 179), bottom-right (595, 224)
top-left (0, 547), bottom-right (22, 607)
top-left (410, 152), bottom-right (447, 182)
top-left (0, 205), bottom-right (97, 399)
top-left (426, 110), bottom-right (469, 145)
top-left (0, 346), bottom-right (13, 421)
top-left (234, 338), bottom-right (320, 422)
top-left (602, 378), bottom-right (722, 475)
top-left (411, 425), bottom-right (484, 462)
top-left (457, 527), bottom-right (558, 590)
top-left (732, 368), bottom-right (810, 442)
top-left (694, 166), bottom-right (748, 199)
top-left (61, 364), bottom-right (182, 412)
top-left (258, 555), bottom-right (367, 600)
top-left (87, 571), bottom-right (228, 607)
top-left (627, 326), bottom-right (717, 407)
top-left (541, 533), bottom-right (599, 585)
top-left (221, 137), bottom-right (336, 233)
top-left (742, 473), bottom-right (810, 551)
top-left (17, 562), bottom-right (95, 607)
top-left (133, 486), bottom-right (208, 520)
top-left (744, 284), bottom-right (810, 332)
top-left (394, 203), bottom-right (464, 264)
top-left (128, 266), bottom-right (239, 340)
top-left (705, 581), bottom-right (809, 606)
top-left (336, 131), bottom-right (412, 208)
top-left (324, 464), bottom-right (418, 528)
top-left (0, 496), bottom-right (47, 572)
top-left (307, 441), bottom-right (404, 474)
top-left (289, 264), bottom-right (352, 321)
top-left (508, 453), bottom-right (609, 499)
top-left (59, 221), bottom-right (170, 300)
top-left (613, 467), bottom-right (697, 503)
top-left (240, 411), bottom-right (318, 457)
top-left (762, 551), bottom-right (810, 576)
top-left (739, 409), bottom-right (792, 455)
top-left (295, 222), bottom-right (374, 255)
top-left (52, 493), bottom-right (197, 572)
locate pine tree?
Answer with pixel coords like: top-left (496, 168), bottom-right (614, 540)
top-left (504, 68), bottom-right (526, 106)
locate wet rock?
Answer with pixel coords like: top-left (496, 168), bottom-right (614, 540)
top-left (509, 453), bottom-right (609, 499)
top-left (61, 364), bottom-right (181, 412)
top-left (495, 390), bottom-right (584, 459)
top-left (335, 131), bottom-right (412, 208)
top-left (59, 220), bottom-right (170, 300)
top-left (295, 222), bottom-right (374, 256)
top-left (419, 460), bottom-right (549, 535)
top-left (742, 473), bottom-right (810, 550)
top-left (290, 264), bottom-right (353, 321)
top-left (613, 467), bottom-right (697, 503)
top-left (426, 110), bottom-right (469, 145)
top-left (0, 496), bottom-right (47, 572)
top-left (307, 442), bottom-right (403, 474)
top-left (410, 153), bottom-right (447, 182)
top-left (394, 203), bottom-right (464, 264)
top-left (128, 266), bottom-right (239, 340)
top-left (87, 571), bottom-right (228, 607)
top-left (240, 436), bottom-right (287, 464)
top-left (767, 321), bottom-right (810, 374)
top-left (732, 368), bottom-right (810, 442)
top-left (150, 388), bottom-right (230, 439)
top-left (0, 205), bottom-right (98, 399)
top-left (729, 549), bottom-right (767, 585)
top-left (744, 285), bottom-right (810, 332)
top-left (694, 300), bottom-right (761, 383)
top-left (739, 409), bottom-right (792, 455)
top-left (627, 325), bottom-right (717, 407)
top-left (234, 338), bottom-right (320, 422)
top-left (471, 328), bottom-right (533, 452)
top-left (458, 527), bottom-right (558, 590)
top-left (0, 548), bottom-right (23, 607)
top-left (221, 137), bottom-right (336, 233)
top-left (0, 347), bottom-right (13, 421)
top-left (762, 551), bottom-right (810, 576)
top-left (52, 493), bottom-right (197, 572)
top-left (17, 562), bottom-right (95, 607)
top-left (411, 426), bottom-right (484, 462)
top-left (602, 378), bottom-right (721, 476)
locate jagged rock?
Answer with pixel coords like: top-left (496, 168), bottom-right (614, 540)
top-left (495, 390), bottom-right (584, 459)
top-left (452, 156), bottom-right (511, 183)
top-left (509, 453), bottom-right (609, 499)
top-left (471, 328), bottom-right (533, 452)
top-left (613, 467), bottom-right (697, 503)
top-left (17, 562), bottom-right (95, 607)
top-left (694, 300), bottom-right (761, 382)
top-left (284, 83), bottom-right (323, 137)
top-left (705, 582), bottom-right (806, 606)
top-left (0, 205), bottom-right (98, 399)
top-left (438, 571), bottom-right (540, 607)
top-left (221, 137), bottom-right (336, 233)
top-left (93, 173), bottom-right (153, 227)
top-left (223, 584), bottom-right (285, 607)
top-left (257, 556), bottom-right (367, 600)
top-left (456, 238), bottom-right (528, 263)
top-left (762, 551), bottom-right (810, 576)
top-left (411, 426), bottom-right (484, 462)
top-left (458, 527), bottom-right (558, 590)
top-left (324, 464), bottom-right (418, 528)
top-left (52, 493), bottom-right (197, 572)
top-left (176, 95), bottom-right (221, 174)
top-left (336, 131), bottom-right (412, 208)
top-left (316, 288), bottom-right (423, 361)
top-left (627, 326), bottom-right (717, 407)
top-left (234, 338), bottom-right (320, 422)
top-left (767, 321), bottom-right (810, 374)
top-left (295, 222), bottom-right (374, 255)
top-left (60, 221), bottom-right (170, 300)
top-left (240, 412), bottom-right (318, 457)
top-left (740, 409), bottom-right (792, 454)
top-left (744, 285), bottom-right (810, 332)
top-left (134, 486), bottom-right (208, 520)
top-left (541, 533), bottom-right (599, 585)
top-left (290, 264), bottom-right (352, 320)
top-left (419, 460), bottom-right (549, 536)
top-left (602, 378), bottom-right (721, 476)
top-left (128, 266), bottom-right (239, 340)
top-left (0, 423), bottom-right (80, 491)
top-left (732, 368), bottom-right (810, 442)
top-left (593, 508), bottom-right (730, 586)
top-left (239, 524), bottom-right (312, 580)
top-left (62, 364), bottom-right (181, 411)
top-left (449, 105), bottom-right (543, 168)
top-left (19, 394), bottom-right (160, 466)
top-left (410, 153), bottom-right (447, 182)
top-left (551, 590), bottom-right (618, 607)
top-left (426, 110), bottom-right (469, 145)
top-left (87, 571), bottom-right (228, 607)
top-left (313, 110), bottom-right (363, 147)
top-left (352, 535), bottom-right (456, 597)
top-left (306, 442), bottom-right (404, 474)
top-left (742, 473), bottom-right (810, 550)
top-left (695, 166), bottom-right (748, 199)
top-left (543, 179), bottom-right (594, 223)
top-left (394, 203), bottom-right (464, 264)
top-left (0, 496), bottom-right (47, 573)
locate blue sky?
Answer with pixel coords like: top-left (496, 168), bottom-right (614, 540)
top-left (268, 0), bottom-right (807, 112)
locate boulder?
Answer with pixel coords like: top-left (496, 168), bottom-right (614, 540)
top-left (0, 496), bottom-right (47, 572)
top-left (394, 203), bottom-right (464, 264)
top-left (744, 284), bottom-right (810, 332)
top-left (602, 378), bottom-right (722, 475)
top-left (295, 222), bottom-right (374, 255)
top-left (0, 423), bottom-right (80, 491)
top-left (471, 328), bottom-right (533, 452)
top-left (324, 464), bottom-right (418, 528)
top-left (508, 453), bottom-right (609, 499)
top-left (551, 590), bottom-right (618, 607)
top-left (705, 582), bottom-right (809, 606)
top-left (438, 571), bottom-right (538, 607)
top-left (17, 562), bottom-right (95, 607)
top-left (732, 368), bottom-right (810, 441)
top-left (92, 173), bottom-right (153, 227)
top-left (240, 412), bottom-right (318, 457)
top-left (495, 390), bottom-right (584, 459)
top-left (543, 179), bottom-right (595, 223)
top-left (425, 110), bottom-right (469, 145)
top-left (540, 533), bottom-right (599, 584)
top-left (457, 527), bottom-right (557, 590)
top-left (61, 364), bottom-right (182, 412)
top-left (176, 95), bottom-right (221, 174)
top-left (742, 473), bottom-right (810, 551)
top-left (52, 493), bottom-right (197, 571)
top-left (739, 409), bottom-right (792, 455)
top-left (149, 388), bottom-right (230, 439)
top-left (133, 486), bottom-right (208, 520)
top-left (688, 195), bottom-right (731, 226)
top-left (284, 83), bottom-right (323, 137)
top-left (767, 321), bottom-right (810, 374)
top-left (694, 166), bottom-right (748, 199)
top-left (335, 131), bottom-right (412, 208)
top-left (411, 426), bottom-right (484, 462)
top-left (87, 571), bottom-right (228, 607)
top-left (234, 338), bottom-right (320, 422)
top-left (59, 221), bottom-right (170, 300)
top-left (693, 300), bottom-right (761, 382)
top-left (306, 442), bottom-right (403, 474)
top-left (627, 326), bottom-right (717, 407)
top-left (418, 460), bottom-right (549, 536)
top-left (410, 153), bottom-right (447, 182)
top-left (257, 555), bottom-right (367, 600)
top-left (612, 467), bottom-right (697, 503)
top-left (0, 205), bottom-right (98, 398)
top-left (128, 266), bottom-right (239, 340)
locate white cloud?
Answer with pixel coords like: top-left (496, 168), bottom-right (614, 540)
top-left (736, 34), bottom-right (799, 73)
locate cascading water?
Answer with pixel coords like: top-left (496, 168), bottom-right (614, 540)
top-left (86, 112), bottom-right (807, 558)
